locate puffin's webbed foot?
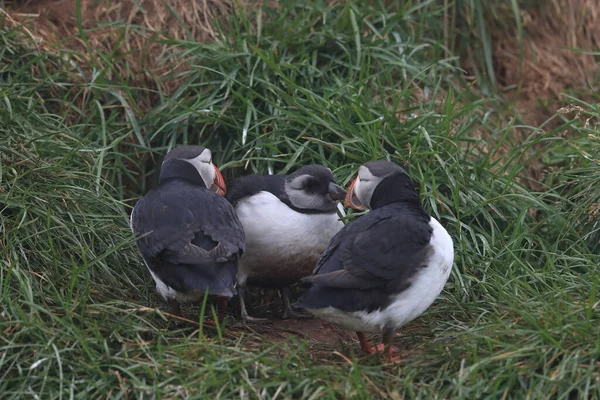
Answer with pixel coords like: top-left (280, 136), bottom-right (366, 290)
top-left (281, 287), bottom-right (312, 320)
top-left (357, 331), bottom-right (401, 361)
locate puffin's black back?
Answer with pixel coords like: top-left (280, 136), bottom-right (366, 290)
top-left (226, 174), bottom-right (286, 206)
top-left (132, 179), bottom-right (245, 298)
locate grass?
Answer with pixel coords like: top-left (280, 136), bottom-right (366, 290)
top-left (1, 1), bottom-right (599, 398)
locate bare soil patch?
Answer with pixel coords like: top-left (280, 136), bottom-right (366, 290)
top-left (490, 0), bottom-right (599, 127)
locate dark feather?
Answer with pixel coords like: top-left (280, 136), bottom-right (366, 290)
top-left (225, 175), bottom-right (286, 206)
top-left (132, 179), bottom-right (245, 297)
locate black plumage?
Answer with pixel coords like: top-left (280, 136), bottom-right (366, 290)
top-left (130, 145), bottom-right (245, 322)
top-left (226, 175), bottom-right (286, 207)
top-left (132, 180), bottom-right (245, 297)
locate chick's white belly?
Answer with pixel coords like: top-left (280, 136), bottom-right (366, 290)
top-left (235, 191), bottom-right (344, 286)
top-left (308, 217), bottom-right (455, 332)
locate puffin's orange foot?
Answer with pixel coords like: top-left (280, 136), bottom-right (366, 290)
top-left (373, 343), bottom-right (399, 353)
top-left (356, 332), bottom-right (401, 360)
top-left (372, 343), bottom-right (401, 361)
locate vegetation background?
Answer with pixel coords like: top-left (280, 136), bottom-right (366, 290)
top-left (1, 0), bottom-right (599, 398)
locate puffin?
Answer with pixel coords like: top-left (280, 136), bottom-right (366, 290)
top-left (130, 145), bottom-right (245, 323)
top-left (225, 165), bottom-right (347, 322)
top-left (295, 160), bottom-right (454, 359)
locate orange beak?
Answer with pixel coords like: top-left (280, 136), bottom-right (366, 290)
top-left (344, 177), bottom-right (366, 210)
top-left (211, 164), bottom-right (227, 196)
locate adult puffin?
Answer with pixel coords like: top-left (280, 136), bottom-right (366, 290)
top-left (130, 145), bottom-right (245, 323)
top-left (226, 165), bottom-right (347, 322)
top-left (296, 160), bottom-right (454, 359)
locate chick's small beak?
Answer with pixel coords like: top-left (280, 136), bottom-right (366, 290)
top-left (211, 164), bottom-right (227, 196)
top-left (328, 182), bottom-right (347, 201)
top-left (344, 177), bottom-right (365, 210)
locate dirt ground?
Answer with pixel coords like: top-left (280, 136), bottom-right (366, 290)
top-left (170, 290), bottom-right (357, 347)
top-left (235, 318), bottom-right (355, 346)
top-left (159, 288), bottom-right (439, 363)
top-left (168, 301), bottom-right (416, 362)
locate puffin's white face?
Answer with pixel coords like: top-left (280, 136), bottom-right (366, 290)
top-left (163, 148), bottom-right (226, 195)
top-left (184, 148), bottom-right (213, 186)
top-left (184, 149), bottom-right (226, 195)
top-left (284, 165), bottom-right (347, 212)
top-left (345, 165), bottom-right (383, 211)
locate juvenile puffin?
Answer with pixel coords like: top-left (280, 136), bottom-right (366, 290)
top-left (296, 160), bottom-right (454, 359)
top-left (130, 145), bottom-right (245, 322)
top-left (226, 165), bottom-right (347, 322)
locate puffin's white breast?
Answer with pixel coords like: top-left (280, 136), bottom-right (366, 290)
top-left (235, 191), bottom-right (344, 276)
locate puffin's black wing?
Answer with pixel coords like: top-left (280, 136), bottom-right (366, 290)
top-left (342, 213), bottom-right (432, 282)
top-left (308, 221), bottom-right (349, 276)
top-left (132, 180), bottom-right (245, 265)
top-left (303, 207), bottom-right (432, 289)
top-left (297, 206), bottom-right (433, 312)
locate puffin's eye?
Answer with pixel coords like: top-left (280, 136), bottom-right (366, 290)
top-left (304, 179), bottom-right (319, 191)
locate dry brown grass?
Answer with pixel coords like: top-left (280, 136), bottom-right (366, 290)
top-left (9, 0), bottom-right (597, 121)
top-left (491, 0), bottom-right (600, 127)
top-left (10, 0), bottom-right (597, 120)
top-left (6, 0), bottom-right (234, 96)
top-left (5, 0), bottom-right (237, 195)
top-left (455, 0), bottom-right (600, 189)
